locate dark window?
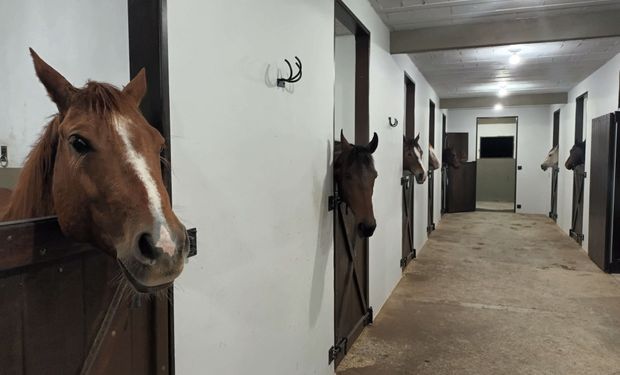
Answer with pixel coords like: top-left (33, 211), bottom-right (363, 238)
top-left (480, 136), bottom-right (514, 158)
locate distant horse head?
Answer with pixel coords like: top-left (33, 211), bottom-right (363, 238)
top-left (403, 134), bottom-right (426, 184)
top-left (565, 140), bottom-right (586, 170)
top-left (541, 145), bottom-right (559, 171)
top-left (442, 146), bottom-right (461, 168)
top-left (334, 130), bottom-right (378, 238)
top-left (429, 144), bottom-right (441, 171)
top-left (0, 49), bottom-right (189, 293)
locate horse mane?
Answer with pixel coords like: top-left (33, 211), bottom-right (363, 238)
top-left (0, 81), bottom-right (125, 222)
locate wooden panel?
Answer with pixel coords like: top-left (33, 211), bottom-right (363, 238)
top-left (446, 161), bottom-right (477, 213)
top-left (402, 175), bottom-right (415, 268)
top-left (445, 132), bottom-right (469, 161)
top-left (0, 274), bottom-right (24, 375)
top-left (588, 113), bottom-right (614, 271)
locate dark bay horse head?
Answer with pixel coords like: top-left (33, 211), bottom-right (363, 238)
top-left (443, 146), bottom-right (461, 168)
top-left (334, 130), bottom-right (378, 238)
top-left (403, 134), bottom-right (426, 184)
top-left (541, 145), bottom-right (558, 171)
top-left (565, 140), bottom-right (586, 170)
top-left (1, 49), bottom-right (189, 293)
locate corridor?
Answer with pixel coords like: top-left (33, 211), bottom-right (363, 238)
top-left (338, 212), bottom-right (620, 375)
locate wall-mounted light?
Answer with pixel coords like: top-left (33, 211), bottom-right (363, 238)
top-left (494, 103), bottom-right (504, 111)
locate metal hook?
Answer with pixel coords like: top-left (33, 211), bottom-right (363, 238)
top-left (389, 117), bottom-right (398, 127)
top-left (277, 56), bottom-right (303, 88)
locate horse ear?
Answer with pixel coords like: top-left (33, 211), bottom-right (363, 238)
top-left (414, 133), bottom-right (420, 143)
top-left (367, 132), bottom-right (379, 154)
top-left (340, 130), bottom-right (352, 151)
top-left (123, 68), bottom-right (147, 106)
top-left (30, 48), bottom-right (76, 113)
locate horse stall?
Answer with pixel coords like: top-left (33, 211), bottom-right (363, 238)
top-left (444, 132), bottom-right (476, 213)
top-left (588, 112), bottom-right (620, 272)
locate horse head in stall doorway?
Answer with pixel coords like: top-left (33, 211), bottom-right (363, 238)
top-left (565, 140), bottom-right (586, 170)
top-left (541, 145), bottom-right (559, 171)
top-left (442, 146), bottom-right (461, 169)
top-left (0, 49), bottom-right (189, 293)
top-left (403, 134), bottom-right (426, 184)
top-left (429, 144), bottom-right (441, 171)
top-left (334, 130), bottom-right (379, 238)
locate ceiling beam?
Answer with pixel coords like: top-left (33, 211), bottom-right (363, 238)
top-left (391, 11), bottom-right (620, 54)
top-left (440, 93), bottom-right (568, 109)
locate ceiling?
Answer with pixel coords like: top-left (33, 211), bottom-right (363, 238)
top-left (410, 37), bottom-right (620, 98)
top-left (370, 0), bottom-right (620, 31)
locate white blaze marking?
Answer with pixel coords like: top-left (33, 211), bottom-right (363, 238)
top-left (115, 116), bottom-right (176, 256)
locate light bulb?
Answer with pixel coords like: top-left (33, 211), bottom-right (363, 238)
top-left (509, 53), bottom-right (521, 65)
top-left (498, 87), bottom-right (508, 97)
top-left (494, 103), bottom-right (504, 111)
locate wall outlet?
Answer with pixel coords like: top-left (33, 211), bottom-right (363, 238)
top-left (517, 204), bottom-right (522, 209)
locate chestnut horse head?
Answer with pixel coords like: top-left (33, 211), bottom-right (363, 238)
top-left (541, 145), bottom-right (559, 171)
top-left (0, 49), bottom-right (188, 293)
top-left (442, 146), bottom-right (461, 168)
top-left (565, 140), bottom-right (586, 170)
top-left (429, 144), bottom-right (441, 171)
top-left (334, 130), bottom-right (378, 238)
top-left (403, 134), bottom-right (426, 184)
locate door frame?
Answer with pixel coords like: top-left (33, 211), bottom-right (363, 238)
top-left (427, 100), bottom-right (436, 234)
top-left (475, 116), bottom-right (519, 212)
top-left (401, 73), bottom-right (416, 269)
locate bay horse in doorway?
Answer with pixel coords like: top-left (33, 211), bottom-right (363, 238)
top-left (443, 146), bottom-right (461, 168)
top-left (541, 145), bottom-right (559, 170)
top-left (0, 49), bottom-right (189, 293)
top-left (565, 140), bottom-right (586, 170)
top-left (403, 134), bottom-right (426, 183)
top-left (334, 130), bottom-right (378, 238)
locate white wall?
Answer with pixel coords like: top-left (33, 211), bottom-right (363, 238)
top-left (447, 106), bottom-right (552, 215)
top-left (0, 0), bottom-right (129, 167)
top-left (168, 0), bottom-right (444, 374)
top-left (552, 52), bottom-right (620, 252)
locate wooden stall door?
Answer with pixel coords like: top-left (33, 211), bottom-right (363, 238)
top-left (571, 93), bottom-right (587, 245)
top-left (427, 100), bottom-right (436, 234)
top-left (549, 110), bottom-right (560, 221)
top-left (446, 162), bottom-right (477, 213)
top-left (331, 0), bottom-right (371, 367)
top-left (402, 76), bottom-right (416, 269)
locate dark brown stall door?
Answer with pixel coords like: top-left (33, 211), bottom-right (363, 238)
top-left (446, 162), bottom-right (477, 213)
top-left (588, 113), bottom-right (620, 272)
top-left (427, 100), bottom-right (436, 234)
top-left (441, 114), bottom-right (447, 215)
top-left (549, 110), bottom-right (560, 221)
top-left (570, 93), bottom-right (587, 245)
top-left (402, 75), bottom-right (416, 269)
top-left (0, 218), bottom-right (169, 374)
top-left (331, 0), bottom-right (372, 367)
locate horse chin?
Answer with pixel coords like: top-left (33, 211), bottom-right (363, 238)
top-left (415, 174), bottom-right (426, 184)
top-left (117, 259), bottom-right (178, 294)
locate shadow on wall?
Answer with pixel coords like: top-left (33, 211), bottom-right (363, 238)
top-left (309, 140), bottom-right (333, 327)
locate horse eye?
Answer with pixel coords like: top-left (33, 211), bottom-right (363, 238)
top-left (69, 135), bottom-right (91, 154)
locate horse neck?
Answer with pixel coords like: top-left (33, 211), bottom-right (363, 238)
top-left (1, 118), bottom-right (58, 221)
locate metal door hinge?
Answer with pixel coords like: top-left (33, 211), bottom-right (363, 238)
top-left (366, 306), bottom-right (374, 325)
top-left (187, 228), bottom-right (198, 258)
top-left (328, 337), bottom-right (347, 364)
top-left (328, 193), bottom-right (341, 211)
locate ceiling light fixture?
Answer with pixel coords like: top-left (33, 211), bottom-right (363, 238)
top-left (498, 87), bottom-right (508, 97)
top-left (494, 103), bottom-right (504, 111)
top-left (509, 52), bottom-right (521, 65)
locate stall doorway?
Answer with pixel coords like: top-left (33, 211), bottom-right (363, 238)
top-left (475, 117), bottom-right (518, 212)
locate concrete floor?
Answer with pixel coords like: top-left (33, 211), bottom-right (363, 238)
top-left (338, 212), bottom-right (620, 375)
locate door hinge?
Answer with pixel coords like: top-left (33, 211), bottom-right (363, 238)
top-left (412, 248), bottom-right (417, 259)
top-left (328, 192), bottom-right (341, 211)
top-left (366, 306), bottom-right (374, 325)
top-left (401, 176), bottom-right (410, 186)
top-left (400, 256), bottom-right (407, 268)
top-left (328, 337), bottom-right (347, 364)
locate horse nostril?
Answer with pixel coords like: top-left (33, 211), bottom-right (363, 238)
top-left (138, 233), bottom-right (162, 262)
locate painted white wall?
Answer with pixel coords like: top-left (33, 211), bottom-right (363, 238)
top-left (447, 106), bottom-right (552, 215)
top-left (168, 0), bottom-right (444, 373)
top-left (0, 0), bottom-right (129, 167)
top-left (335, 35), bottom-right (356, 142)
top-left (551, 52), bottom-right (620, 252)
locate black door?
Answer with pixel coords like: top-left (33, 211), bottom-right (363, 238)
top-left (401, 76), bottom-right (416, 269)
top-left (427, 100), bottom-right (435, 234)
top-left (570, 94), bottom-right (587, 244)
top-left (331, 0), bottom-right (371, 366)
top-left (549, 110), bottom-right (560, 221)
top-left (441, 114), bottom-right (447, 215)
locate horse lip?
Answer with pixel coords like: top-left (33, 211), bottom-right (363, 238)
top-left (117, 260), bottom-right (173, 294)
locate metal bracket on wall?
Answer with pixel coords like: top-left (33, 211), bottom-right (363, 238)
top-left (0, 146), bottom-right (7, 168)
top-left (187, 228), bottom-right (198, 258)
top-left (401, 176), bottom-right (410, 187)
top-left (328, 192), bottom-right (341, 211)
top-left (366, 306), bottom-right (374, 325)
